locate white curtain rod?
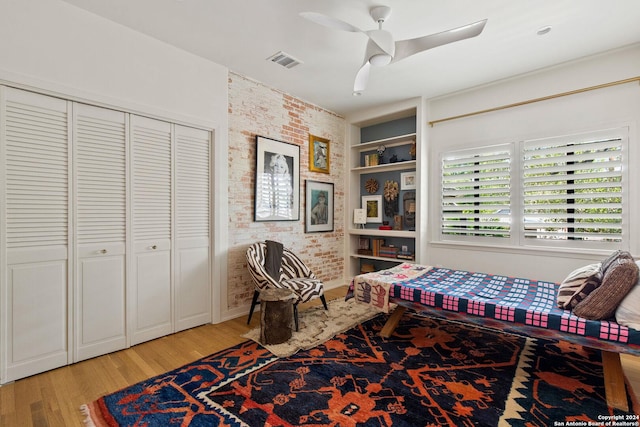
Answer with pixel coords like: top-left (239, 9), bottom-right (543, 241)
top-left (429, 76), bottom-right (640, 127)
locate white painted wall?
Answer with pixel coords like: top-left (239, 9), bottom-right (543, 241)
top-left (425, 44), bottom-right (640, 283)
top-left (0, 0), bottom-right (228, 127)
top-left (0, 0), bottom-right (229, 321)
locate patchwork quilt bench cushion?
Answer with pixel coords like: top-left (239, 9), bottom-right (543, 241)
top-left (349, 263), bottom-right (640, 353)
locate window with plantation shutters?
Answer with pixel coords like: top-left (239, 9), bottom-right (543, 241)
top-left (5, 92), bottom-right (69, 249)
top-left (439, 128), bottom-right (628, 249)
top-left (175, 126), bottom-right (210, 240)
top-left (441, 145), bottom-right (512, 239)
top-left (522, 129), bottom-right (625, 244)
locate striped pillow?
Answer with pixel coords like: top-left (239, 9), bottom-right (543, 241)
top-left (556, 263), bottom-right (602, 310)
top-left (574, 258), bottom-right (639, 320)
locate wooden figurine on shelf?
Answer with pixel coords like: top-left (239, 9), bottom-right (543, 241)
top-left (383, 180), bottom-right (399, 218)
top-left (393, 215), bottom-right (402, 230)
top-left (409, 140), bottom-right (416, 160)
top-left (404, 192), bottom-right (416, 230)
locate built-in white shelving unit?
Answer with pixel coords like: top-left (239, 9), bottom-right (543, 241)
top-left (345, 98), bottom-right (425, 278)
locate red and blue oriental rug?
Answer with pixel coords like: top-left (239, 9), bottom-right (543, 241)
top-left (82, 311), bottom-right (639, 426)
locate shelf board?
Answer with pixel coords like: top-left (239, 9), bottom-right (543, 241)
top-left (348, 228), bottom-right (416, 238)
top-left (352, 133), bottom-right (416, 151)
top-left (351, 160), bottom-right (416, 173)
top-left (350, 253), bottom-right (416, 264)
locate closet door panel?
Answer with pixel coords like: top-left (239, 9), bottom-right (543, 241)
top-left (7, 262), bottom-right (67, 381)
top-left (73, 103), bottom-right (127, 362)
top-left (175, 245), bottom-right (209, 330)
top-left (175, 125), bottom-right (211, 331)
top-left (130, 115), bottom-right (172, 345)
top-left (1, 87), bottom-right (70, 383)
top-left (134, 250), bottom-right (171, 330)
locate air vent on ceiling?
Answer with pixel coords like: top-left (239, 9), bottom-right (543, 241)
top-left (267, 51), bottom-right (303, 69)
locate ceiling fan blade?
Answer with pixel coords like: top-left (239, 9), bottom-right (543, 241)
top-left (365, 29), bottom-right (395, 57)
top-left (300, 12), bottom-right (363, 33)
top-left (392, 19), bottom-right (487, 63)
top-left (353, 61), bottom-right (371, 93)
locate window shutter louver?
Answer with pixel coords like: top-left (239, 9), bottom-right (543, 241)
top-left (176, 126), bottom-right (210, 239)
top-left (522, 131), bottom-right (624, 242)
top-left (441, 145), bottom-right (511, 238)
top-left (76, 106), bottom-right (126, 244)
top-left (5, 95), bottom-right (69, 248)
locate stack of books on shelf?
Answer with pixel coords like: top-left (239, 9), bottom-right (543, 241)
top-left (364, 153), bottom-right (379, 166)
top-left (397, 250), bottom-right (414, 261)
top-left (379, 245), bottom-right (399, 258)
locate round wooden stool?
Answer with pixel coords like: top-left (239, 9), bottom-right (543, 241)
top-left (259, 288), bottom-right (295, 345)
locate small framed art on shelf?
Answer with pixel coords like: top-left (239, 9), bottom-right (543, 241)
top-left (362, 195), bottom-right (382, 223)
top-left (400, 171), bottom-right (416, 190)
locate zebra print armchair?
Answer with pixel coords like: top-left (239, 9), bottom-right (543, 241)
top-left (246, 241), bottom-right (327, 330)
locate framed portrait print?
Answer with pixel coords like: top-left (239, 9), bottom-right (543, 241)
top-left (361, 195), bottom-right (383, 223)
top-left (305, 180), bottom-right (334, 232)
top-left (401, 171), bottom-right (416, 190)
top-left (254, 135), bottom-right (300, 221)
top-left (309, 134), bottom-right (330, 174)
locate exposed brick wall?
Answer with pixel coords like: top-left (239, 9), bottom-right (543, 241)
top-left (227, 73), bottom-right (346, 310)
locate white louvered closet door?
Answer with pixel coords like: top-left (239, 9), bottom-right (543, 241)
top-left (130, 115), bottom-right (173, 345)
top-left (175, 125), bottom-right (211, 331)
top-left (1, 87), bottom-right (71, 383)
top-left (73, 103), bottom-right (127, 361)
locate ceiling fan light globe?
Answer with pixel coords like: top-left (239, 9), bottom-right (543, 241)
top-left (369, 53), bottom-right (392, 66)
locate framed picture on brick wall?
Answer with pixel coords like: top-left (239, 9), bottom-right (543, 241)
top-left (254, 135), bottom-right (300, 221)
top-left (305, 180), bottom-right (334, 233)
top-left (309, 134), bottom-right (330, 174)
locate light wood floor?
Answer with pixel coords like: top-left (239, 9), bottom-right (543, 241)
top-left (1, 285), bottom-right (639, 426)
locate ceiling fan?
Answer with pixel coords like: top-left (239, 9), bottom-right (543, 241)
top-left (301, 6), bottom-right (487, 94)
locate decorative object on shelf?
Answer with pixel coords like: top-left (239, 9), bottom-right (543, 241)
top-left (362, 195), bottom-right (382, 223)
top-left (360, 263), bottom-right (375, 274)
top-left (410, 140), bottom-right (416, 160)
top-left (254, 135), bottom-right (299, 222)
top-left (353, 208), bottom-right (367, 229)
top-left (400, 172), bottom-right (416, 190)
top-left (389, 154), bottom-right (399, 163)
top-left (403, 191), bottom-right (416, 230)
top-left (365, 178), bottom-right (379, 193)
top-left (383, 180), bottom-right (399, 218)
top-left (393, 214), bottom-right (402, 230)
top-left (305, 180), bottom-right (334, 233)
top-left (377, 145), bottom-right (386, 164)
top-left (357, 238), bottom-right (372, 255)
top-left (308, 134), bottom-right (330, 174)
top-left (397, 249), bottom-right (414, 260)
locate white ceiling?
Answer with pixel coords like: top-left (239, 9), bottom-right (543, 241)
top-left (61, 0), bottom-right (640, 116)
